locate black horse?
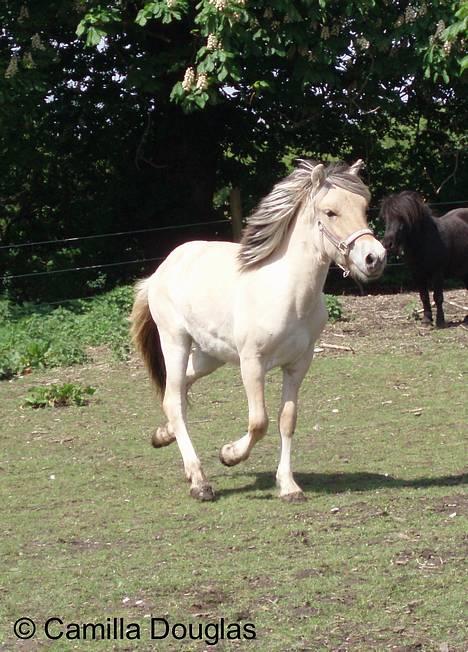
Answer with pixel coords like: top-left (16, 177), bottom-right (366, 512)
top-left (380, 191), bottom-right (468, 327)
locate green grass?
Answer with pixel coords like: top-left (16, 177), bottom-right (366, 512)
top-left (1, 313), bottom-right (467, 651)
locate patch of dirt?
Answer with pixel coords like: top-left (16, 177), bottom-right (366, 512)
top-left (319, 289), bottom-right (468, 356)
top-left (430, 493), bottom-right (468, 517)
top-left (184, 584), bottom-right (229, 617)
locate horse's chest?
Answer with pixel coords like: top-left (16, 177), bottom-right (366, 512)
top-left (245, 305), bottom-right (327, 369)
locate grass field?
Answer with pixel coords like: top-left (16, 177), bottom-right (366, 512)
top-left (1, 289), bottom-right (467, 651)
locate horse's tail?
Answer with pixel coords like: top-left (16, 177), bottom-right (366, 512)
top-left (130, 278), bottom-right (166, 397)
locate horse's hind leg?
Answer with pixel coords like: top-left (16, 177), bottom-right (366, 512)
top-left (464, 276), bottom-right (468, 323)
top-left (159, 332), bottom-right (215, 501)
top-left (152, 347), bottom-right (222, 449)
top-left (219, 356), bottom-right (268, 466)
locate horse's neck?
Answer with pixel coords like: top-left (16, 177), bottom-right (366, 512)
top-left (281, 211), bottom-right (330, 311)
top-left (406, 211), bottom-right (439, 248)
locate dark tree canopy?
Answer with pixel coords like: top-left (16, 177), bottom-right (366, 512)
top-left (0, 1), bottom-right (467, 300)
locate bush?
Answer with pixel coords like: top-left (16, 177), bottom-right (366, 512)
top-left (23, 383), bottom-right (96, 408)
top-left (0, 285), bottom-right (134, 379)
top-left (325, 294), bottom-right (343, 322)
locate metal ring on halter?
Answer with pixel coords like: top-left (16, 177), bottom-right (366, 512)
top-left (317, 220), bottom-right (374, 277)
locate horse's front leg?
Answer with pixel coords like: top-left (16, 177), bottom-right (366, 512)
top-left (433, 277), bottom-right (446, 327)
top-left (219, 356), bottom-right (268, 466)
top-left (276, 351), bottom-right (315, 502)
top-left (418, 284), bottom-right (433, 325)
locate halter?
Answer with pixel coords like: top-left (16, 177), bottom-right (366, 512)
top-left (317, 219), bottom-right (374, 278)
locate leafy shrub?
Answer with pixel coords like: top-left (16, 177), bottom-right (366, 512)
top-left (0, 285), bottom-right (134, 379)
top-left (325, 294), bottom-right (343, 322)
top-left (23, 383), bottom-right (96, 408)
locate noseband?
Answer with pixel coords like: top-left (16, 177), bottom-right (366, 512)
top-left (317, 220), bottom-right (374, 277)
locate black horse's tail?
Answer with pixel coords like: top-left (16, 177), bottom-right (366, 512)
top-left (130, 279), bottom-right (166, 397)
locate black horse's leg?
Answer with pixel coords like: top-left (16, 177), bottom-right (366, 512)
top-left (464, 276), bottom-right (468, 323)
top-left (433, 277), bottom-right (445, 327)
top-left (419, 285), bottom-right (433, 324)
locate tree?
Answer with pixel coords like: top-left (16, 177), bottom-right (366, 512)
top-left (1, 1), bottom-right (467, 301)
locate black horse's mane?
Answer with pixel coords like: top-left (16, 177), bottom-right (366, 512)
top-left (380, 191), bottom-right (434, 228)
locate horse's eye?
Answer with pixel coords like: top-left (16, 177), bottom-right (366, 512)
top-left (324, 209), bottom-right (336, 218)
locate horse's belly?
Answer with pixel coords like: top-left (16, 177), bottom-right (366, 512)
top-left (185, 320), bottom-right (239, 364)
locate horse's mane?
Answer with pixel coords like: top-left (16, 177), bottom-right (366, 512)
top-left (380, 191), bottom-right (433, 228)
top-left (238, 160), bottom-right (370, 270)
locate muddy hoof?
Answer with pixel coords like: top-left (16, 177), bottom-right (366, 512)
top-left (281, 491), bottom-right (307, 503)
top-left (190, 484), bottom-right (216, 501)
top-left (435, 321), bottom-right (446, 329)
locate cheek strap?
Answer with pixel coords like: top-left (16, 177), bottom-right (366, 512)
top-left (317, 220), bottom-right (374, 277)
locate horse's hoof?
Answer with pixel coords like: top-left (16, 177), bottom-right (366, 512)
top-left (435, 321), bottom-right (446, 329)
top-left (219, 445), bottom-right (238, 467)
top-left (190, 484), bottom-right (216, 501)
top-left (151, 427), bottom-right (176, 448)
top-left (281, 491), bottom-right (307, 503)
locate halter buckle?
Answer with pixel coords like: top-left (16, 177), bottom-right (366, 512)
top-left (338, 241), bottom-right (349, 255)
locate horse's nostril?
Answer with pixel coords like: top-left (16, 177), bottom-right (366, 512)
top-left (366, 253), bottom-right (376, 267)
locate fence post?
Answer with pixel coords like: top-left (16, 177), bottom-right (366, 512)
top-left (230, 187), bottom-right (243, 242)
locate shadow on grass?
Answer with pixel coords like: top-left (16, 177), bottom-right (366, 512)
top-left (216, 471), bottom-right (468, 499)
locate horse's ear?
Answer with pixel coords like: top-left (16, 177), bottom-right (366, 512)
top-left (349, 159), bottom-right (365, 175)
top-left (310, 163), bottom-right (325, 189)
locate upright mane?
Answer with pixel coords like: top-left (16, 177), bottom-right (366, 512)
top-left (238, 160), bottom-right (370, 270)
top-left (380, 191), bottom-right (433, 228)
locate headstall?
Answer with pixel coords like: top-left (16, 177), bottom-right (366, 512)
top-left (317, 220), bottom-right (374, 278)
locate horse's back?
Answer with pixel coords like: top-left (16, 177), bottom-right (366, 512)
top-left (438, 209), bottom-right (468, 276)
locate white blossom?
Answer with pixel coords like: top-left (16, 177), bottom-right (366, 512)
top-left (196, 72), bottom-right (208, 90)
top-left (182, 67), bottom-right (195, 91)
top-left (207, 34), bottom-right (219, 50)
top-left (18, 5), bottom-right (29, 23)
top-left (210, 0), bottom-right (227, 10)
top-left (23, 51), bottom-right (35, 68)
top-left (435, 20), bottom-right (446, 37)
top-left (31, 33), bottom-right (46, 51)
top-left (405, 6), bottom-right (418, 23)
top-left (5, 56), bottom-right (19, 78)
top-left (356, 36), bottom-right (370, 50)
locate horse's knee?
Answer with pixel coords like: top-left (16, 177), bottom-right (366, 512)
top-left (249, 413), bottom-right (269, 440)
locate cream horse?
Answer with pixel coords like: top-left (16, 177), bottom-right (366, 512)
top-left (131, 160), bottom-right (386, 502)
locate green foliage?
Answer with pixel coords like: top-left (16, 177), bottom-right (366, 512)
top-left (325, 294), bottom-right (343, 322)
top-left (424, 0), bottom-right (468, 80)
top-left (23, 383), bottom-right (96, 408)
top-left (0, 286), bottom-right (134, 379)
top-left (76, 0), bottom-right (468, 111)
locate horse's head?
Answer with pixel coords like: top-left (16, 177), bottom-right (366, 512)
top-left (311, 161), bottom-right (386, 282)
top-left (380, 191), bottom-right (427, 254)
